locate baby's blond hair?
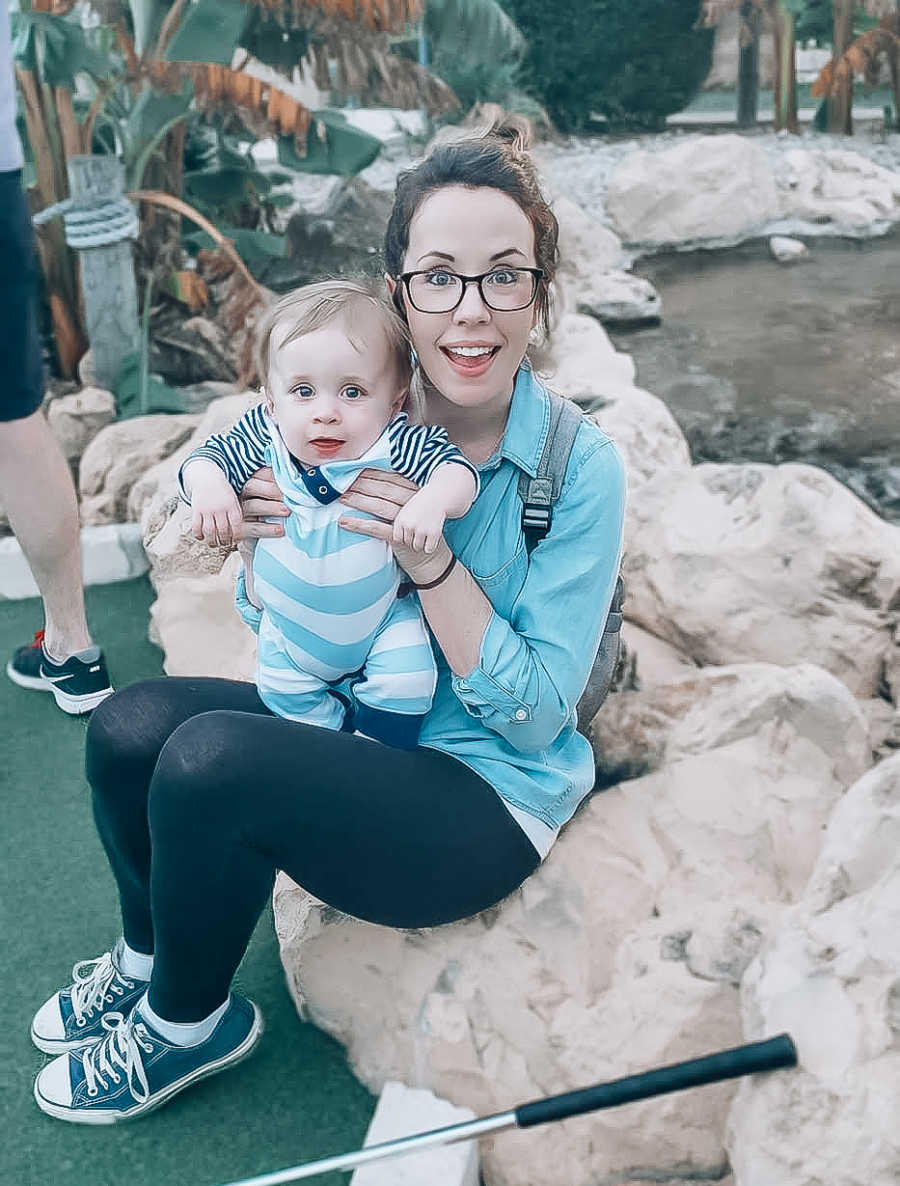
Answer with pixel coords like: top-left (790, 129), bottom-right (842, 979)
top-left (256, 278), bottom-right (419, 418)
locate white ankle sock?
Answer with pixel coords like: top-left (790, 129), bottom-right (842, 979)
top-left (138, 993), bottom-right (230, 1047)
top-left (117, 939), bottom-right (154, 981)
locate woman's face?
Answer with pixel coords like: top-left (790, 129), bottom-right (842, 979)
top-left (397, 185), bottom-right (538, 416)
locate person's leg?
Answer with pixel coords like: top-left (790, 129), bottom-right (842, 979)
top-left (146, 717), bottom-right (539, 1022)
top-left (351, 593), bottom-right (436, 748)
top-left (30, 677), bottom-right (273, 1055)
top-left (0, 169), bottom-right (91, 663)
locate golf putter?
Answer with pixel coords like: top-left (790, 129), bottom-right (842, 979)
top-left (215, 1032), bottom-right (797, 1186)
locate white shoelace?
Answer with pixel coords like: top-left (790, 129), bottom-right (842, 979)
top-left (69, 951), bottom-right (135, 1027)
top-left (81, 1012), bottom-right (154, 1102)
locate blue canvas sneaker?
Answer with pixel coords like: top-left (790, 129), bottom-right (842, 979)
top-left (34, 994), bottom-right (263, 1124)
top-left (31, 941), bottom-right (150, 1054)
top-left (7, 629), bottom-right (114, 714)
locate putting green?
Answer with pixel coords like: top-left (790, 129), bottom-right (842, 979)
top-left (1, 577), bottom-right (373, 1186)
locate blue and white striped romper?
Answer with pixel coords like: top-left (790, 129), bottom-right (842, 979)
top-left (185, 405), bottom-right (478, 748)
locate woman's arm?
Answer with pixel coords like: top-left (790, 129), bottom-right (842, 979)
top-left (341, 439), bottom-right (626, 751)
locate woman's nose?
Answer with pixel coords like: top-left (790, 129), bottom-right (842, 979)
top-left (453, 280), bottom-right (491, 323)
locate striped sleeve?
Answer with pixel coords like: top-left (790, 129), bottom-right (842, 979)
top-left (388, 416), bottom-right (480, 495)
top-left (178, 403), bottom-right (272, 503)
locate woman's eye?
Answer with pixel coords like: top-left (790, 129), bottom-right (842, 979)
top-left (486, 269), bottom-right (519, 286)
top-left (425, 270), bottom-right (457, 288)
top-left (342, 385), bottom-right (364, 401)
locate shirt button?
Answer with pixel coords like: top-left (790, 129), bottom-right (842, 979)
top-left (515, 708), bottom-right (528, 721)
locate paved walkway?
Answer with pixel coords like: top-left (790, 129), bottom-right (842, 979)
top-left (1, 577), bottom-right (373, 1186)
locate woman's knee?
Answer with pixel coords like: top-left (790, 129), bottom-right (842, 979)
top-left (86, 678), bottom-right (176, 791)
top-left (148, 711), bottom-right (247, 824)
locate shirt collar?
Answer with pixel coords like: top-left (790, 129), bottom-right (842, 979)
top-left (495, 363), bottom-right (551, 479)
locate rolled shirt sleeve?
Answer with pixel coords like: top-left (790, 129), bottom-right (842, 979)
top-left (450, 437), bottom-right (626, 752)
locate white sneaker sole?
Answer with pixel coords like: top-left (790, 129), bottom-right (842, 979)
top-left (5, 660), bottom-right (47, 691)
top-left (33, 1004), bottom-right (264, 1124)
top-left (6, 659), bottom-right (113, 714)
top-left (48, 683), bottom-right (115, 715)
top-left (30, 1024), bottom-right (108, 1055)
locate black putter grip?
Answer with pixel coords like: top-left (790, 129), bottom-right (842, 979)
top-left (515, 1034), bottom-right (797, 1130)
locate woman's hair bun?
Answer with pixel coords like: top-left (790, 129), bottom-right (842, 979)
top-left (481, 110), bottom-right (534, 154)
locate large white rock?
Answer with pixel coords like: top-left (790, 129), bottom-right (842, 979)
top-left (130, 391), bottom-right (256, 523)
top-left (79, 413), bottom-right (199, 525)
top-left (274, 660), bottom-right (864, 1186)
top-left (606, 136), bottom-right (780, 247)
top-left (574, 269), bottom-right (662, 326)
top-left (534, 313), bottom-right (691, 491)
top-left (727, 753), bottom-right (900, 1186)
top-left (779, 147), bottom-right (900, 228)
top-left (590, 661), bottom-right (869, 799)
top-left (624, 461), bottom-right (900, 697)
top-left (554, 195), bottom-right (629, 280)
top-left (149, 551), bottom-right (256, 680)
top-left (46, 386), bottom-right (117, 462)
top-left (619, 620), bottom-right (695, 688)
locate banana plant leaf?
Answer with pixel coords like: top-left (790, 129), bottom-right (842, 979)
top-left (114, 351), bottom-right (186, 419)
top-left (278, 111), bottom-right (382, 176)
top-left (164, 0), bottom-right (250, 65)
top-left (182, 224), bottom-right (288, 262)
top-left (11, 9), bottom-right (109, 89)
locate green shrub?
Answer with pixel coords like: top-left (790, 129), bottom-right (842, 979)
top-left (499, 0), bottom-right (715, 132)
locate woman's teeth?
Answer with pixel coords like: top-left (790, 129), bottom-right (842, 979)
top-left (447, 346), bottom-right (493, 356)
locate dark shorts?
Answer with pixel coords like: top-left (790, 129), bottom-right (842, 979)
top-left (0, 169), bottom-right (44, 422)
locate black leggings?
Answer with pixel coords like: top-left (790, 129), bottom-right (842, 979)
top-left (85, 678), bottom-right (540, 1021)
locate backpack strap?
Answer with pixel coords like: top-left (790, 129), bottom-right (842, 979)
top-left (518, 394), bottom-right (583, 555)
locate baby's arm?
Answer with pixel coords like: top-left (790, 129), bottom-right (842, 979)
top-left (392, 462), bottom-right (477, 554)
top-left (183, 458), bottom-right (244, 548)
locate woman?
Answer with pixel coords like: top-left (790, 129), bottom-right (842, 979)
top-left (30, 119), bottom-right (626, 1123)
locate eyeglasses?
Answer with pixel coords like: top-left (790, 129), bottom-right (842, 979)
top-left (398, 267), bottom-right (544, 314)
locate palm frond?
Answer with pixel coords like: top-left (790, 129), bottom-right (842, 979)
top-left (241, 0), bottom-right (423, 33)
top-left (810, 23), bottom-right (900, 96)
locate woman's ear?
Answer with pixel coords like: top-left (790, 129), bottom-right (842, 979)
top-left (384, 272), bottom-right (396, 297)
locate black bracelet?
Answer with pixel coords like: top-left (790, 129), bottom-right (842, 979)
top-left (412, 554), bottom-right (458, 590)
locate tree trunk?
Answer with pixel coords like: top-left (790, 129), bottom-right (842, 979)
top-left (772, 0), bottom-right (799, 133)
top-left (737, 0), bottom-right (762, 127)
top-left (828, 0), bottom-right (854, 135)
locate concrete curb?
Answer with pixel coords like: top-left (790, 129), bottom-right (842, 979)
top-left (0, 523), bottom-right (148, 600)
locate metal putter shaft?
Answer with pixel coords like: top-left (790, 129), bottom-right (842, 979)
top-left (216, 1033), bottom-right (797, 1186)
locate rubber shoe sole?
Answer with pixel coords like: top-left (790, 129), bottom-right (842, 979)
top-left (33, 1004), bottom-right (264, 1124)
top-left (7, 659), bottom-right (114, 713)
top-left (5, 659), bottom-right (47, 691)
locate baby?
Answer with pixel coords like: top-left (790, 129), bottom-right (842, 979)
top-left (180, 280), bottom-right (478, 748)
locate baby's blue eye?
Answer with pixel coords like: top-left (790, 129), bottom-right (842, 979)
top-left (291, 384), bottom-right (314, 399)
top-left (343, 385), bottom-right (364, 401)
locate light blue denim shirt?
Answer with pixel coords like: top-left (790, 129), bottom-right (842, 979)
top-left (417, 364), bottom-right (626, 832)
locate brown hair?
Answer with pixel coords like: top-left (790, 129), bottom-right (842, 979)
top-left (384, 116), bottom-right (559, 339)
top-left (256, 277), bottom-right (416, 412)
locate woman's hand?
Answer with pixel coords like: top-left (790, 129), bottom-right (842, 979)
top-left (235, 467), bottom-right (290, 541)
top-left (339, 469), bottom-right (454, 584)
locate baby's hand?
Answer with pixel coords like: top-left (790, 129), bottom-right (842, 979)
top-left (392, 490), bottom-right (447, 554)
top-left (186, 460), bottom-right (244, 548)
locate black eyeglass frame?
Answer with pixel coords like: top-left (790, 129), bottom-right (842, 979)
top-left (397, 267), bottom-right (545, 314)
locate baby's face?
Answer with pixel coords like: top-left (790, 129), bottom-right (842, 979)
top-left (266, 308), bottom-right (405, 465)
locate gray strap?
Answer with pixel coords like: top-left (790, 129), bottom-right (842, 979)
top-left (519, 394), bottom-right (583, 537)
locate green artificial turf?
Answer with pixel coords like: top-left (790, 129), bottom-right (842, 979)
top-left (0, 578), bottom-right (374, 1186)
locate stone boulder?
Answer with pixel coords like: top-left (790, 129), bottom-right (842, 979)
top-left (606, 136), bottom-right (780, 248)
top-left (624, 461), bottom-right (900, 698)
top-left (46, 386), bottom-right (116, 462)
top-left (619, 620), bottom-right (695, 689)
top-left (150, 551), bottom-right (256, 681)
top-left (553, 195), bottom-right (630, 281)
top-left (768, 235), bottom-right (808, 264)
top-left (130, 391), bottom-right (256, 526)
top-left (534, 314), bottom-right (691, 491)
top-left (79, 413), bottom-right (200, 525)
top-left (574, 269), bottom-right (662, 327)
top-left (589, 661), bottom-right (869, 793)
top-left (727, 753), bottom-right (900, 1186)
top-left (779, 147), bottom-right (900, 229)
top-left (274, 660), bottom-right (868, 1186)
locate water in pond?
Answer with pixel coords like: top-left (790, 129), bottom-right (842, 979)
top-left (608, 231), bottom-right (900, 523)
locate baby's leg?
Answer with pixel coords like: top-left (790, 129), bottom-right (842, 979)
top-left (257, 631), bottom-right (345, 729)
top-left (353, 595), bottom-right (437, 748)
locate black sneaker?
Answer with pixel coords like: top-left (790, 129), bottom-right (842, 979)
top-left (7, 630), bottom-right (114, 714)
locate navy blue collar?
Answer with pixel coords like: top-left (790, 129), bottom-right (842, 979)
top-left (290, 453), bottom-right (342, 505)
